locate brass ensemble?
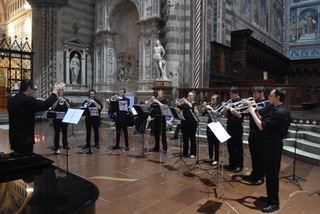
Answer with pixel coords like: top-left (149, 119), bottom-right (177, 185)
top-left (232, 100), bottom-right (270, 114)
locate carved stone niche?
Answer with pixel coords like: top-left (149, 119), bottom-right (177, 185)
top-left (63, 37), bottom-right (90, 91)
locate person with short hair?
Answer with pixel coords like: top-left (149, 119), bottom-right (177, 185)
top-left (82, 90), bottom-right (103, 150)
top-left (8, 79), bottom-right (65, 155)
top-left (247, 87), bottom-right (287, 213)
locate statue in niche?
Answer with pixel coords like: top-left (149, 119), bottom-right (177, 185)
top-left (153, 40), bottom-right (168, 80)
top-left (70, 53), bottom-right (80, 84)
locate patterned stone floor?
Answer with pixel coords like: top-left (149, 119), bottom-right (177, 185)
top-left (0, 120), bottom-right (319, 214)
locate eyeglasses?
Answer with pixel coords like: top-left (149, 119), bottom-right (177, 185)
top-left (211, 98), bottom-right (216, 100)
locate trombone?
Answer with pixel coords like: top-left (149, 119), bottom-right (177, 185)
top-left (232, 100), bottom-right (270, 114)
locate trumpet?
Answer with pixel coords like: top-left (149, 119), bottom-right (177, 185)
top-left (84, 97), bottom-right (94, 107)
top-left (231, 97), bottom-right (254, 108)
top-left (213, 99), bottom-right (232, 113)
top-left (232, 100), bottom-right (270, 114)
top-left (58, 96), bottom-right (66, 105)
top-left (175, 97), bottom-right (188, 105)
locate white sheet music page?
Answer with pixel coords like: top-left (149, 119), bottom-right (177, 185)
top-left (88, 107), bottom-right (99, 116)
top-left (207, 122), bottom-right (231, 143)
top-left (160, 105), bottom-right (171, 116)
top-left (62, 108), bottom-right (84, 124)
top-left (118, 101), bottom-right (128, 111)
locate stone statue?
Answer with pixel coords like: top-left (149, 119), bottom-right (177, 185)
top-left (70, 53), bottom-right (80, 84)
top-left (153, 40), bottom-right (168, 80)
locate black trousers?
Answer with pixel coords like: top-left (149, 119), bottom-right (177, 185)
top-left (265, 139), bottom-right (283, 205)
top-left (85, 116), bottom-right (100, 146)
top-left (153, 116), bottom-right (167, 151)
top-left (206, 128), bottom-right (220, 161)
top-left (53, 119), bottom-right (68, 149)
top-left (181, 122), bottom-right (197, 156)
top-left (227, 125), bottom-right (243, 168)
top-left (115, 115), bottom-right (128, 146)
top-left (248, 130), bottom-right (265, 179)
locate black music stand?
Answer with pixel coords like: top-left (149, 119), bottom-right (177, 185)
top-left (185, 108), bottom-right (208, 174)
top-left (169, 107), bottom-right (190, 170)
top-left (280, 122), bottom-right (306, 190)
top-left (129, 104), bottom-right (150, 159)
top-left (45, 111), bottom-right (70, 171)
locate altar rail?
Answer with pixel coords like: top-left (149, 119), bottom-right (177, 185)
top-left (177, 87), bottom-right (304, 111)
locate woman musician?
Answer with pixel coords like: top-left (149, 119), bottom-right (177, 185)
top-left (176, 90), bottom-right (199, 158)
top-left (201, 94), bottom-right (221, 166)
top-left (51, 89), bottom-right (71, 153)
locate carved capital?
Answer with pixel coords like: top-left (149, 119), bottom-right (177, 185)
top-left (27, 0), bottom-right (68, 8)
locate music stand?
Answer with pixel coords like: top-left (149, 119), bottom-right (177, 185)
top-left (280, 122), bottom-right (306, 190)
top-left (130, 104), bottom-right (150, 159)
top-left (207, 121), bottom-right (237, 212)
top-left (169, 107), bottom-right (190, 170)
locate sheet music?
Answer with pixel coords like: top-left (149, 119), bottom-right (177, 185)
top-left (170, 107), bottom-right (185, 120)
top-left (159, 105), bottom-right (171, 116)
top-left (137, 104), bottom-right (150, 114)
top-left (56, 112), bottom-right (66, 120)
top-left (130, 107), bottom-right (138, 116)
top-left (62, 108), bottom-right (84, 124)
top-left (118, 101), bottom-right (128, 111)
top-left (88, 107), bottom-right (99, 116)
top-left (189, 109), bottom-right (203, 122)
top-left (207, 122), bottom-right (231, 143)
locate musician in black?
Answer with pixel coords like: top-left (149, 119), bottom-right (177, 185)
top-left (201, 94), bottom-right (221, 166)
top-left (247, 88), bottom-right (287, 213)
top-left (243, 86), bottom-right (271, 186)
top-left (223, 86), bottom-right (244, 173)
top-left (8, 80), bottom-right (64, 155)
top-left (111, 88), bottom-right (130, 151)
top-left (82, 90), bottom-right (103, 150)
top-left (148, 90), bottom-right (168, 154)
top-left (177, 90), bottom-right (198, 158)
top-left (52, 89), bottom-right (71, 152)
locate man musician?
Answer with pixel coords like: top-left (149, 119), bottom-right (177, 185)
top-left (111, 88), bottom-right (130, 151)
top-left (52, 89), bottom-right (71, 153)
top-left (82, 90), bottom-right (103, 150)
top-left (148, 90), bottom-right (168, 154)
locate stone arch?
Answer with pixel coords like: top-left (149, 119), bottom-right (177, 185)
top-left (107, 0), bottom-right (140, 84)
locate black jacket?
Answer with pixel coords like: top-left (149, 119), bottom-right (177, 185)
top-left (8, 92), bottom-right (58, 151)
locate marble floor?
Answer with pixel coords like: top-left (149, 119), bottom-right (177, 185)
top-left (0, 121), bottom-right (319, 214)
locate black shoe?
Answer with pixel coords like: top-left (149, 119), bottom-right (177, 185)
top-left (233, 167), bottom-right (243, 173)
top-left (254, 179), bottom-right (264, 186)
top-left (111, 145), bottom-right (120, 150)
top-left (63, 146), bottom-right (70, 150)
top-left (162, 150), bottom-right (167, 154)
top-left (133, 131), bottom-right (140, 134)
top-left (95, 144), bottom-right (100, 149)
top-left (54, 149), bottom-right (61, 154)
top-left (242, 175), bottom-right (256, 181)
top-left (170, 137), bottom-right (178, 140)
top-left (52, 147), bottom-right (59, 151)
top-left (149, 148), bottom-right (159, 152)
top-left (261, 204), bottom-right (279, 213)
top-left (224, 165), bottom-right (235, 170)
top-left (125, 146), bottom-right (129, 151)
top-left (82, 145), bottom-right (89, 150)
top-left (258, 196), bottom-right (269, 203)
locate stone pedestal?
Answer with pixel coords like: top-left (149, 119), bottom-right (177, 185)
top-left (152, 80), bottom-right (173, 105)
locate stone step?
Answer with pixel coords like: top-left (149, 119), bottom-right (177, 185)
top-left (283, 146), bottom-right (320, 166)
top-left (284, 138), bottom-right (320, 155)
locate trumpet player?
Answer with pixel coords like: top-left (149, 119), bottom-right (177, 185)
top-left (149, 90), bottom-right (168, 154)
top-left (242, 86), bottom-right (271, 186)
top-left (177, 90), bottom-right (198, 158)
top-left (111, 88), bottom-right (130, 151)
top-left (52, 89), bottom-right (71, 152)
top-left (201, 94), bottom-right (221, 166)
top-left (223, 86), bottom-right (244, 173)
top-left (82, 90), bottom-right (103, 150)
